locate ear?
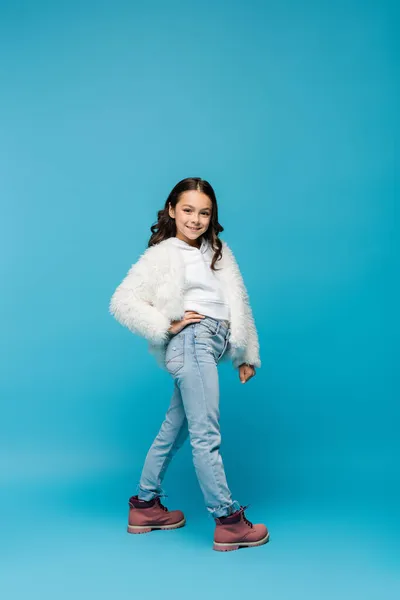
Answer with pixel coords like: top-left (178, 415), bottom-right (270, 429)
top-left (168, 202), bottom-right (175, 219)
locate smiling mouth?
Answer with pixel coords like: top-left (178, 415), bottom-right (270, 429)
top-left (186, 226), bottom-right (201, 231)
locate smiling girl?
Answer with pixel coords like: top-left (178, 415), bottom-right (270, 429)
top-left (110, 177), bottom-right (269, 552)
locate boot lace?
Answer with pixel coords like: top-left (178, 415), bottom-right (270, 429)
top-left (240, 504), bottom-right (253, 528)
top-left (155, 497), bottom-right (169, 512)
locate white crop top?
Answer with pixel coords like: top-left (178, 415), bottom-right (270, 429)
top-left (167, 236), bottom-right (231, 322)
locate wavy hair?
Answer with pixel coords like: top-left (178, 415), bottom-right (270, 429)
top-left (148, 177), bottom-right (224, 271)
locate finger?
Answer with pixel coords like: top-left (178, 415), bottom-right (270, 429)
top-left (182, 317), bottom-right (203, 326)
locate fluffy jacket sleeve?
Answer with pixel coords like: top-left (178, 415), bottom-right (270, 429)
top-left (233, 302), bottom-right (262, 369)
top-left (109, 247), bottom-right (172, 345)
top-left (222, 242), bottom-right (261, 369)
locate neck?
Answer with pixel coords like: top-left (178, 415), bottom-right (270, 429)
top-left (175, 233), bottom-right (201, 249)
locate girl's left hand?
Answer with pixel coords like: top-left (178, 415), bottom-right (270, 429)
top-left (239, 363), bottom-right (256, 384)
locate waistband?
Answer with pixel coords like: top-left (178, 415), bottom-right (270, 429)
top-left (203, 315), bottom-right (230, 330)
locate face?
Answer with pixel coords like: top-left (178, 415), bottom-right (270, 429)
top-left (169, 190), bottom-right (212, 246)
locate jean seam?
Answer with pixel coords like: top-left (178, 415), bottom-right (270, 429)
top-left (192, 333), bottom-right (225, 509)
top-left (156, 417), bottom-right (188, 486)
top-left (217, 333), bottom-right (230, 361)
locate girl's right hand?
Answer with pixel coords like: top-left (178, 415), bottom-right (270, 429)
top-left (168, 311), bottom-right (205, 335)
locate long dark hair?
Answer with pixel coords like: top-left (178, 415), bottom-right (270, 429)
top-left (148, 177), bottom-right (224, 271)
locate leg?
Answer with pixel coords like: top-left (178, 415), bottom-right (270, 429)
top-left (137, 380), bottom-right (189, 500)
top-left (171, 323), bottom-right (240, 519)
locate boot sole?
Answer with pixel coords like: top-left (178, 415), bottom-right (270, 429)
top-left (127, 518), bottom-right (186, 534)
top-left (213, 531), bottom-right (270, 552)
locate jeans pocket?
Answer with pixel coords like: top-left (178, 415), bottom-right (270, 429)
top-left (165, 334), bottom-right (185, 375)
top-left (217, 330), bottom-right (231, 361)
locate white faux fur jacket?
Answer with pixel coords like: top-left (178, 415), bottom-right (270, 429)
top-left (109, 238), bottom-right (261, 370)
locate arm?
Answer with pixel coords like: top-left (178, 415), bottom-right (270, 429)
top-left (109, 248), bottom-right (171, 346)
top-left (222, 242), bottom-right (261, 369)
top-left (233, 299), bottom-right (261, 369)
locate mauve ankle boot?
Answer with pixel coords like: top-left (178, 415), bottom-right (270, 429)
top-left (213, 505), bottom-right (270, 552)
top-left (127, 495), bottom-right (186, 534)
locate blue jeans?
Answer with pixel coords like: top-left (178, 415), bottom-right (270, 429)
top-left (137, 316), bottom-right (241, 519)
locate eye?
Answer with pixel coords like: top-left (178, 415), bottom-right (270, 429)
top-left (183, 208), bottom-right (210, 216)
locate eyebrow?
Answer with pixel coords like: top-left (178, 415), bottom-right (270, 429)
top-left (181, 204), bottom-right (211, 211)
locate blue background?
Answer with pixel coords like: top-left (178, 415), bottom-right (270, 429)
top-left (1, 0), bottom-right (398, 598)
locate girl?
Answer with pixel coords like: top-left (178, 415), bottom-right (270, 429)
top-left (109, 177), bottom-right (269, 552)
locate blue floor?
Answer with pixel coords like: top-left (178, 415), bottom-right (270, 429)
top-left (2, 482), bottom-right (399, 600)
